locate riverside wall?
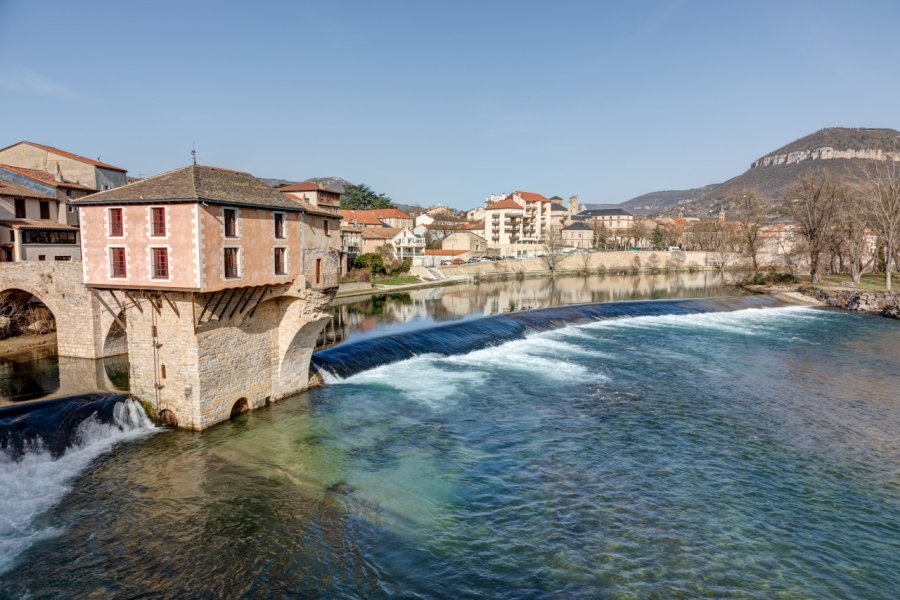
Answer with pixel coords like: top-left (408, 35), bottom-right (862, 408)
top-left (805, 287), bottom-right (899, 318)
top-left (439, 250), bottom-right (712, 276)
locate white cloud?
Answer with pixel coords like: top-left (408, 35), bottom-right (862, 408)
top-left (0, 67), bottom-right (85, 100)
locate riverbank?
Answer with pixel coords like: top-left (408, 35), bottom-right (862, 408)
top-left (745, 279), bottom-right (899, 319)
top-left (0, 332), bottom-right (57, 359)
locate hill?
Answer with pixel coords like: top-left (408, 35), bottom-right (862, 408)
top-left (305, 177), bottom-right (353, 193)
top-left (619, 184), bottom-right (720, 215)
top-left (631, 127), bottom-right (900, 217)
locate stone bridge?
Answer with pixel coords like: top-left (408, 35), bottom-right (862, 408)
top-left (0, 262), bottom-right (336, 430)
top-left (0, 262), bottom-right (123, 359)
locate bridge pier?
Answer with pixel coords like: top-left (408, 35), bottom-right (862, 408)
top-left (124, 279), bottom-right (334, 430)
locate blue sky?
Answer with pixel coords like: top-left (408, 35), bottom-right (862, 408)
top-left (2, 0), bottom-right (898, 208)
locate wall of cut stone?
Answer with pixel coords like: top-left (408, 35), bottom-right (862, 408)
top-left (806, 288), bottom-right (899, 317)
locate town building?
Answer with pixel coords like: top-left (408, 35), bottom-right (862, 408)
top-left (339, 208), bottom-right (413, 230)
top-left (0, 179), bottom-right (80, 262)
top-left (441, 230), bottom-right (487, 254)
top-left (466, 206), bottom-right (485, 222)
top-left (0, 141), bottom-right (128, 192)
top-left (561, 221), bottom-right (593, 250)
top-left (73, 165), bottom-right (341, 291)
top-left (278, 181), bottom-right (342, 214)
top-left (357, 227), bottom-right (425, 262)
top-left (483, 191), bottom-right (559, 256)
top-left (571, 207), bottom-right (634, 233)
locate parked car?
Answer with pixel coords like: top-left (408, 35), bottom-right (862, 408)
top-left (452, 258), bottom-right (464, 265)
top-left (479, 257), bottom-right (493, 262)
top-left (440, 259), bottom-right (453, 266)
top-left (466, 258), bottom-right (480, 263)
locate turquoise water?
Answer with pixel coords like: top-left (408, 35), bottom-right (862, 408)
top-left (1, 302), bottom-right (898, 597)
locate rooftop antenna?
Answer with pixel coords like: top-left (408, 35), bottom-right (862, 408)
top-left (191, 143), bottom-right (197, 166)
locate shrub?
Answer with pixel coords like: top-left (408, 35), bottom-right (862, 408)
top-left (342, 268), bottom-right (372, 283)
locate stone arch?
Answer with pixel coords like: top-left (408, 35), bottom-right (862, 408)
top-left (158, 408), bottom-right (178, 427)
top-left (277, 313), bottom-right (331, 398)
top-left (0, 287), bottom-right (58, 340)
top-left (102, 311), bottom-right (128, 357)
top-left (230, 397), bottom-right (249, 418)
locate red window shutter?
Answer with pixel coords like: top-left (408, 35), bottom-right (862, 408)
top-left (110, 248), bottom-right (127, 277)
top-left (152, 248), bottom-right (169, 278)
top-left (152, 207), bottom-right (166, 236)
top-left (109, 209), bottom-right (123, 236)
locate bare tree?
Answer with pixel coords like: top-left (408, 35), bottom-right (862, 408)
top-left (733, 188), bottom-right (771, 273)
top-left (578, 251), bottom-right (592, 275)
top-left (710, 221), bottom-right (743, 274)
top-left (539, 226), bottom-right (567, 274)
top-left (833, 186), bottom-right (871, 286)
top-left (784, 172), bottom-right (844, 283)
top-left (592, 221), bottom-right (609, 250)
top-left (857, 160), bottom-right (900, 290)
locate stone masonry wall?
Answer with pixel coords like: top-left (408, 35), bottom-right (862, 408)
top-left (440, 250), bottom-right (711, 276)
top-left (0, 262), bottom-right (115, 359)
top-left (806, 288), bottom-right (899, 318)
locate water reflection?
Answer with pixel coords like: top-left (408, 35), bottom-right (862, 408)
top-left (0, 349), bottom-right (128, 406)
top-left (318, 271), bottom-right (736, 348)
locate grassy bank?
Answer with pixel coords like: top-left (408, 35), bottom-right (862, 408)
top-left (373, 275), bottom-right (421, 286)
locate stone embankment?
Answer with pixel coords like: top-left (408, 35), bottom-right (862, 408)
top-left (804, 287), bottom-right (899, 319)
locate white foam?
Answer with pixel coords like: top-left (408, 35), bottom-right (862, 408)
top-left (0, 400), bottom-right (157, 574)
top-left (577, 305), bottom-right (819, 337)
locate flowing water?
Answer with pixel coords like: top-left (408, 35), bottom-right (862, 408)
top-left (0, 276), bottom-right (898, 598)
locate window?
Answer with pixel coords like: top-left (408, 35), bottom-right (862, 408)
top-left (274, 247), bottom-right (286, 275)
top-left (224, 247), bottom-right (239, 278)
top-left (315, 258), bottom-right (322, 284)
top-left (38, 255), bottom-right (46, 261)
top-left (151, 247), bottom-right (169, 279)
top-left (40, 201), bottom-right (50, 220)
top-left (110, 248), bottom-right (127, 278)
top-left (109, 208), bottom-right (123, 236)
top-left (22, 230), bottom-right (77, 244)
top-left (324, 219), bottom-right (329, 236)
top-left (54, 256), bottom-right (71, 261)
top-left (65, 189), bottom-right (72, 198)
top-left (224, 208), bottom-right (237, 238)
top-left (151, 207), bottom-right (166, 237)
top-left (8, 231), bottom-right (14, 242)
top-left (274, 212), bottom-right (286, 239)
top-left (14, 199), bottom-right (26, 219)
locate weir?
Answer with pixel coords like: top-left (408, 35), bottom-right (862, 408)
top-left (311, 295), bottom-right (792, 378)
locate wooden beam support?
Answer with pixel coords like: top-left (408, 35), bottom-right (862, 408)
top-left (197, 292), bottom-right (216, 324)
top-left (123, 290), bottom-right (143, 313)
top-left (107, 289), bottom-right (126, 314)
top-left (142, 290), bottom-right (161, 315)
top-left (217, 288), bottom-right (237, 320)
top-left (89, 288), bottom-right (127, 331)
top-left (162, 293), bottom-right (180, 318)
top-left (207, 291), bottom-right (226, 322)
top-left (247, 285), bottom-right (270, 319)
top-left (229, 287), bottom-right (251, 320)
top-left (237, 286), bottom-right (258, 314)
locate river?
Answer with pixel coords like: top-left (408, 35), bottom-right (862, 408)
top-left (1, 273), bottom-right (898, 598)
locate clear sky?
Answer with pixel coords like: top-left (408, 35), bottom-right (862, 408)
top-left (2, 0), bottom-right (899, 208)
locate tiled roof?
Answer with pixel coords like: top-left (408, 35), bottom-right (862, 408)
top-left (359, 227), bottom-right (402, 239)
top-left (0, 219), bottom-right (78, 230)
top-left (339, 210), bottom-right (385, 226)
top-left (575, 208), bottom-right (633, 217)
top-left (71, 165), bottom-right (311, 211)
top-left (4, 141), bottom-right (126, 172)
top-left (0, 179), bottom-right (55, 200)
top-left (563, 221), bottom-right (593, 231)
top-left (549, 203), bottom-right (568, 212)
top-left (279, 181), bottom-right (342, 194)
top-left (288, 198), bottom-right (342, 218)
top-left (425, 249), bottom-right (467, 256)
top-left (368, 208), bottom-right (412, 220)
top-left (514, 191), bottom-right (548, 202)
top-left (0, 164), bottom-right (95, 190)
top-left (485, 197), bottom-right (524, 210)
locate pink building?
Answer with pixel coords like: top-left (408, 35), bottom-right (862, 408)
top-left (73, 165), bottom-right (342, 292)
